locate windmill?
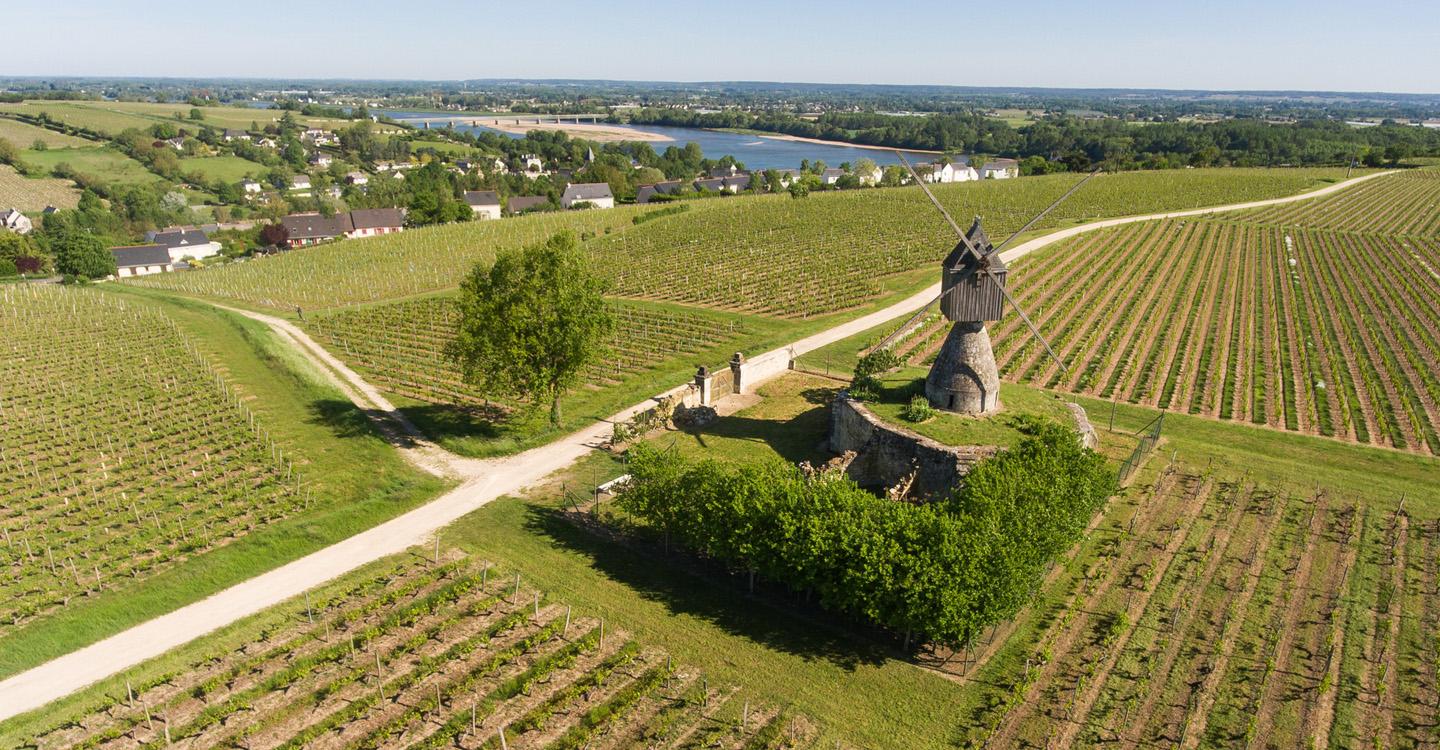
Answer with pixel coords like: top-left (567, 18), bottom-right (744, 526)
top-left (889, 152), bottom-right (1099, 415)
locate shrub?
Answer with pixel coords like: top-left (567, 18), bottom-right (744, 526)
top-left (899, 394), bottom-right (937, 422)
top-left (0, 258), bottom-right (17, 278)
top-left (849, 347), bottom-right (902, 400)
top-left (616, 425), bottom-right (1115, 648)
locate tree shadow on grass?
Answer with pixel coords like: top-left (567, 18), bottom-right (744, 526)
top-left (523, 504), bottom-right (894, 672)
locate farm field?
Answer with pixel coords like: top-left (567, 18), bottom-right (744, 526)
top-left (177, 154), bottom-right (266, 182)
top-left (131, 205), bottom-right (661, 310)
top-left (20, 146), bottom-right (162, 189)
top-left (589, 167), bottom-right (1361, 317)
top-left (0, 164), bottom-right (79, 211)
top-left (0, 117), bottom-right (95, 149)
top-left (986, 173), bottom-right (1440, 455)
top-left (1238, 168), bottom-right (1440, 234)
top-left (6, 556), bottom-right (816, 750)
top-left (0, 285), bottom-right (443, 680)
top-left (304, 294), bottom-right (780, 457)
top-left (0, 100), bottom-right (346, 136)
top-left (129, 167), bottom-right (1357, 314)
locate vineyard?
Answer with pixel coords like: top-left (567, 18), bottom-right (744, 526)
top-left (129, 168), bottom-right (1354, 314)
top-left (0, 286), bottom-right (306, 632)
top-left (129, 206), bottom-right (659, 310)
top-left (304, 296), bottom-right (752, 413)
top-left (0, 164), bottom-right (80, 211)
top-left (19, 556), bottom-right (817, 750)
top-left (985, 184), bottom-right (1440, 454)
top-left (1238, 168), bottom-right (1440, 235)
top-left (948, 458), bottom-right (1437, 750)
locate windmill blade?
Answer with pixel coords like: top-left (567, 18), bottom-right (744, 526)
top-left (993, 277), bottom-right (1068, 373)
top-left (894, 150), bottom-right (987, 266)
top-left (992, 168), bottom-right (1102, 253)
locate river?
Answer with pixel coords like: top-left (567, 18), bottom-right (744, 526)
top-left (378, 110), bottom-right (953, 170)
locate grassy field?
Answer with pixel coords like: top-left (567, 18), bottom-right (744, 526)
top-left (129, 167), bottom-right (1359, 314)
top-left (0, 117), bottom-right (94, 149)
top-left (0, 285), bottom-right (445, 681)
top-left (0, 164), bottom-right (79, 211)
top-left (178, 154), bottom-right (266, 182)
top-left (19, 145), bottom-right (161, 188)
top-left (0, 100), bottom-right (347, 136)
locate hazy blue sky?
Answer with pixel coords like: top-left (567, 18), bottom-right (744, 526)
top-left (4, 0), bottom-right (1437, 93)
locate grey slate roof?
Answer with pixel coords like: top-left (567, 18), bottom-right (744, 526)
top-left (281, 213), bottom-right (350, 240)
top-left (507, 195), bottom-right (551, 213)
top-left (347, 208), bottom-right (405, 230)
top-left (561, 183), bottom-right (613, 202)
top-left (464, 190), bottom-right (501, 207)
top-left (111, 245), bottom-right (172, 268)
top-left (693, 178), bottom-right (725, 192)
top-left (150, 229), bottom-right (211, 248)
top-left (636, 181), bottom-right (686, 204)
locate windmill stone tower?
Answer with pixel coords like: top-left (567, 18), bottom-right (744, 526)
top-left (926, 218), bottom-right (1006, 415)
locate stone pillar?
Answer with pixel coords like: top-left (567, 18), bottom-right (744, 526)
top-left (695, 366), bottom-right (713, 406)
top-left (925, 322), bottom-right (1000, 415)
top-left (729, 352), bottom-right (746, 395)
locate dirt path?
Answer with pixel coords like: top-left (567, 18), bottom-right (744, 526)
top-left (0, 170), bottom-right (1395, 725)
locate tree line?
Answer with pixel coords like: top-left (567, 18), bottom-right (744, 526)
top-left (624, 109), bottom-right (1440, 170)
top-left (614, 416), bottom-right (1117, 649)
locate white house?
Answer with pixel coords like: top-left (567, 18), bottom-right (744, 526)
top-left (561, 183), bottom-right (614, 209)
top-left (464, 190), bottom-right (502, 220)
top-left (0, 208), bottom-right (33, 235)
top-left (981, 158), bottom-right (1020, 179)
top-left (241, 179), bottom-right (263, 195)
top-left (858, 165), bottom-right (885, 186)
top-left (290, 175), bottom-right (313, 195)
top-left (771, 168), bottom-right (802, 187)
top-left (346, 171), bottom-right (369, 186)
top-left (488, 157), bottom-right (509, 175)
top-left (309, 153), bottom-right (333, 168)
top-left (521, 154), bottom-right (544, 173)
top-left (223, 128), bottom-right (250, 142)
top-left (150, 229), bottom-right (222, 262)
top-left (111, 245), bottom-right (174, 276)
top-left (820, 168), bottom-right (846, 185)
top-left (344, 208), bottom-right (405, 239)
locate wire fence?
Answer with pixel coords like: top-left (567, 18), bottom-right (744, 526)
top-left (1118, 410), bottom-right (1165, 485)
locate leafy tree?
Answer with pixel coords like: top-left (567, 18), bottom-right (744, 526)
top-left (189, 107), bottom-right (204, 121)
top-left (259, 222), bottom-right (289, 248)
top-left (52, 228), bottom-right (115, 280)
top-left (0, 231), bottom-right (49, 274)
top-left (446, 231), bottom-right (613, 425)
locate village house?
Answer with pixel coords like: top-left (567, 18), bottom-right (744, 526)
top-left (110, 244), bottom-right (174, 276)
top-left (464, 191), bottom-right (502, 220)
top-left (163, 136), bottom-right (187, 151)
top-left (290, 175), bottom-right (313, 195)
top-left (709, 163), bottom-right (741, 177)
top-left (222, 128), bottom-right (250, 142)
top-left (693, 177), bottom-right (726, 193)
top-left (241, 179), bottom-right (263, 195)
top-left (772, 168), bottom-right (802, 187)
top-left (346, 171), bottom-right (369, 186)
top-left (488, 157), bottom-right (509, 175)
top-left (980, 158), bottom-right (1020, 179)
top-left (308, 153), bottom-right (333, 169)
top-left (323, 185), bottom-right (343, 199)
top-left (858, 165), bottom-right (885, 186)
top-left (280, 213), bottom-right (351, 247)
top-left (820, 168), bottom-right (846, 185)
top-left (506, 195), bottom-right (551, 214)
top-left (722, 173), bottom-right (752, 193)
top-left (149, 228), bottom-right (222, 263)
top-left (636, 180), bottom-right (687, 204)
top-left (1, 208), bottom-right (33, 235)
top-left (344, 208), bottom-right (405, 239)
top-left (561, 183), bottom-right (614, 209)
top-left (520, 154), bottom-right (545, 173)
